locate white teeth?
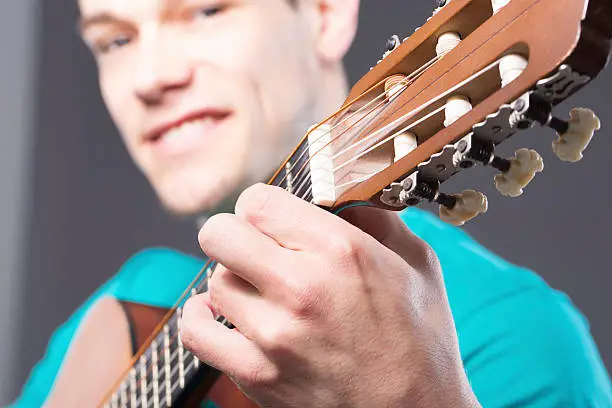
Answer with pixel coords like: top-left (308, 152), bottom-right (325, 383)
top-left (161, 118), bottom-right (211, 143)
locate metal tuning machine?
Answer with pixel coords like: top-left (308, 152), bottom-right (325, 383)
top-left (511, 93), bottom-right (601, 162)
top-left (380, 173), bottom-right (488, 226)
top-left (453, 135), bottom-right (544, 197)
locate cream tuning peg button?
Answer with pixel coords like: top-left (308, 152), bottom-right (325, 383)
top-left (494, 148), bottom-right (544, 197)
top-left (551, 108), bottom-right (600, 162)
top-left (439, 190), bottom-right (488, 226)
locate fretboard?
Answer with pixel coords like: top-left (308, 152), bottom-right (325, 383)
top-left (103, 139), bottom-right (313, 407)
top-left (269, 138), bottom-right (313, 201)
top-left (104, 272), bottom-right (213, 408)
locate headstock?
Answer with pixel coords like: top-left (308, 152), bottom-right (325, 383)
top-left (282, 0), bottom-right (611, 226)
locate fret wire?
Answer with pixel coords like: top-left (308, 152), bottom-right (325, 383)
top-left (150, 319), bottom-right (230, 407)
top-left (140, 355), bottom-right (148, 407)
top-left (116, 254), bottom-right (287, 407)
top-left (285, 162), bottom-right (294, 193)
top-left (137, 316), bottom-right (188, 404)
top-left (166, 357), bottom-right (198, 406)
top-left (130, 368), bottom-right (138, 408)
top-left (103, 239), bottom-right (233, 408)
top-left (139, 289), bottom-right (243, 405)
top-left (152, 340), bottom-right (160, 408)
top-left (194, 266), bottom-right (213, 294)
top-left (150, 348), bottom-right (200, 408)
top-left (159, 353), bottom-right (199, 408)
top-left (109, 56), bottom-right (443, 407)
top-left (120, 380), bottom-right (128, 408)
top-left (194, 352), bottom-right (200, 369)
top-left (270, 140), bottom-right (309, 188)
top-left (177, 308), bottom-right (185, 389)
top-left (108, 139), bottom-right (313, 408)
top-left (163, 326), bottom-right (172, 407)
top-left (269, 142), bottom-right (313, 202)
top-left (142, 326), bottom-right (179, 400)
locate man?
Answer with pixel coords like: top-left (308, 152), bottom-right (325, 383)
top-left (12, 0), bottom-right (612, 407)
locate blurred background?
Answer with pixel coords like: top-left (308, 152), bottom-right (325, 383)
top-left (1, 0), bottom-right (611, 404)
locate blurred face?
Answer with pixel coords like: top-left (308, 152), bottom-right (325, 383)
top-left (78, 0), bottom-right (338, 215)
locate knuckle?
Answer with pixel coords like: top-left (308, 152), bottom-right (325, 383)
top-left (256, 321), bottom-right (297, 354)
top-left (413, 240), bottom-right (440, 272)
top-left (236, 183), bottom-right (273, 223)
top-left (285, 277), bottom-right (326, 317)
top-left (326, 233), bottom-right (364, 268)
top-left (236, 361), bottom-right (279, 391)
top-left (257, 323), bottom-right (286, 351)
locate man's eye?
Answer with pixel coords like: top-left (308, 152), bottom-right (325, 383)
top-left (95, 36), bottom-right (132, 55)
top-left (194, 6), bottom-right (224, 19)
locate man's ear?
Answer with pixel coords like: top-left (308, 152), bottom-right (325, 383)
top-left (307, 0), bottom-right (360, 63)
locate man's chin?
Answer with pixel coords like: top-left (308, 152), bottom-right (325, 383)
top-left (155, 190), bottom-right (219, 218)
top-left (151, 173), bottom-right (241, 218)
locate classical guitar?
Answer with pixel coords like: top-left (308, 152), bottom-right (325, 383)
top-left (100, 0), bottom-right (612, 406)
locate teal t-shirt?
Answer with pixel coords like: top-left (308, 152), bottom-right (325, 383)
top-left (11, 208), bottom-right (612, 407)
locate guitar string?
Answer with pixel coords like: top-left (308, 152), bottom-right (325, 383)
top-left (279, 51), bottom-right (454, 200)
top-left (106, 261), bottom-right (238, 407)
top-left (322, 103), bottom-right (449, 193)
top-left (274, 52), bottom-right (444, 190)
top-left (108, 57), bottom-right (494, 406)
top-left (103, 49), bottom-right (472, 408)
top-left (289, 53), bottom-right (501, 197)
top-left (332, 58), bottom-right (502, 173)
top-left (99, 261), bottom-right (214, 407)
top-left (105, 53), bottom-right (472, 407)
top-left (301, 57), bottom-right (504, 195)
top-left (287, 81), bottom-right (418, 202)
top-left (290, 57), bottom-right (502, 197)
top-left (280, 53), bottom-right (444, 192)
top-left (104, 57), bottom-right (443, 405)
top-left (277, 73), bottom-right (416, 201)
top-left (334, 103), bottom-right (448, 174)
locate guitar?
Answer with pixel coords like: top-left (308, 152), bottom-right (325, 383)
top-left (99, 0), bottom-right (612, 406)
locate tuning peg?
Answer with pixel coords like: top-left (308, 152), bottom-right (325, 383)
top-left (493, 148), bottom-right (544, 197)
top-left (512, 95), bottom-right (601, 163)
top-left (439, 190), bottom-right (488, 226)
top-left (550, 108), bottom-right (600, 162)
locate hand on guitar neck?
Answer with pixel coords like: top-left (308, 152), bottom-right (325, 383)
top-left (179, 183), bottom-right (480, 408)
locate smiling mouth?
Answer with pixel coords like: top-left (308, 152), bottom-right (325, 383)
top-left (147, 110), bottom-right (232, 155)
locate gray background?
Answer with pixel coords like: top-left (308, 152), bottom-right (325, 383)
top-left (2, 1), bottom-right (611, 404)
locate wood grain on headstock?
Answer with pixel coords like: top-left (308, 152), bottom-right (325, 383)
top-left (332, 0), bottom-right (609, 208)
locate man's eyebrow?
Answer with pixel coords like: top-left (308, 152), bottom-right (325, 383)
top-left (77, 11), bottom-right (132, 35)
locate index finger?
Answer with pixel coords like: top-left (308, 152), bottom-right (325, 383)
top-left (235, 183), bottom-right (358, 251)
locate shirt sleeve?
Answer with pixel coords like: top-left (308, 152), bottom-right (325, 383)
top-left (460, 286), bottom-right (612, 407)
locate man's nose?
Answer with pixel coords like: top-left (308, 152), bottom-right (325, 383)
top-left (133, 43), bottom-right (194, 104)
